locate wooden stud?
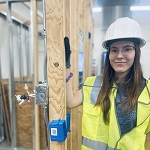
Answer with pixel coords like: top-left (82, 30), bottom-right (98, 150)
top-left (70, 0), bottom-right (81, 150)
top-left (45, 0), bottom-right (66, 149)
top-left (64, 0), bottom-right (71, 149)
top-left (87, 1), bottom-right (94, 77)
top-left (0, 3), bottom-right (43, 25)
top-left (145, 132), bottom-right (150, 150)
top-left (44, 0), bottom-right (94, 149)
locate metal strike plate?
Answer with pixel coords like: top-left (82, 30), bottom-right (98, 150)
top-left (35, 83), bottom-right (48, 105)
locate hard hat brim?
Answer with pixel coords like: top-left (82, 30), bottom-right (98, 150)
top-left (102, 37), bottom-right (146, 49)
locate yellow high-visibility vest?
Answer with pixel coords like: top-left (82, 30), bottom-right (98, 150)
top-left (82, 76), bottom-right (150, 150)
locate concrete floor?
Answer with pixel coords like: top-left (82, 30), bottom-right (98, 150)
top-left (0, 141), bottom-right (48, 150)
top-left (0, 140), bottom-right (11, 150)
top-left (0, 140), bottom-right (37, 150)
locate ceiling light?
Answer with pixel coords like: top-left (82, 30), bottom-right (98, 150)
top-left (130, 6), bottom-right (150, 11)
top-left (92, 7), bottom-right (102, 12)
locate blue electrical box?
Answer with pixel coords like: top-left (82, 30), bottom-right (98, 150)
top-left (66, 113), bottom-right (71, 132)
top-left (49, 119), bottom-right (67, 142)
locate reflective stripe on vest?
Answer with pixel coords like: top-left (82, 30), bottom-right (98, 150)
top-left (82, 136), bottom-right (118, 150)
top-left (91, 76), bottom-right (102, 104)
top-left (82, 77), bottom-right (150, 150)
top-left (83, 76), bottom-right (102, 105)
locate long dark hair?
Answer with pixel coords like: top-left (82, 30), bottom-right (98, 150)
top-left (95, 43), bottom-right (144, 124)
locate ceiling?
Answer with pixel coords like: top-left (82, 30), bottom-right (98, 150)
top-left (0, 0), bottom-right (150, 30)
top-left (92, 0), bottom-right (150, 27)
top-left (98, 0), bottom-right (139, 6)
top-left (92, 0), bottom-right (150, 7)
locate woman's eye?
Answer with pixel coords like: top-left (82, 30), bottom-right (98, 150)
top-left (123, 48), bottom-right (132, 52)
top-left (111, 49), bottom-right (118, 53)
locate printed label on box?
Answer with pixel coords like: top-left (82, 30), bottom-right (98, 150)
top-left (51, 128), bottom-right (57, 136)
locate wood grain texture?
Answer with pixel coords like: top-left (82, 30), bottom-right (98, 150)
top-left (64, 0), bottom-right (71, 149)
top-left (87, 1), bottom-right (94, 77)
top-left (45, 0), bottom-right (66, 149)
top-left (0, 77), bottom-right (47, 149)
top-left (15, 83), bottom-right (33, 148)
top-left (70, 0), bottom-right (80, 149)
top-left (15, 82), bottom-right (47, 149)
top-left (45, 0), bottom-right (93, 149)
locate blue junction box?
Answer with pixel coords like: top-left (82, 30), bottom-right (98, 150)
top-left (66, 113), bottom-right (71, 132)
top-left (49, 119), bottom-right (67, 142)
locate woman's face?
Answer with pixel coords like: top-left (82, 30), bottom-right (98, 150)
top-left (109, 41), bottom-right (135, 78)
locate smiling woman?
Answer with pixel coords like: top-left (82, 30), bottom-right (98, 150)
top-left (66, 17), bottom-right (150, 150)
top-left (109, 41), bottom-right (136, 82)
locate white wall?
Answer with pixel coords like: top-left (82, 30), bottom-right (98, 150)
top-left (132, 11), bottom-right (150, 79)
top-left (0, 16), bottom-right (32, 80)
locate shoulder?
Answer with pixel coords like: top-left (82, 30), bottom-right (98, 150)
top-left (84, 76), bottom-right (102, 87)
top-left (84, 76), bottom-right (97, 85)
top-left (146, 79), bottom-right (150, 88)
top-left (144, 79), bottom-right (150, 98)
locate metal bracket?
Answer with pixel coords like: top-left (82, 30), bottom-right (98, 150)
top-left (35, 82), bottom-right (48, 105)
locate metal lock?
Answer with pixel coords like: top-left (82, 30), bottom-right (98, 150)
top-left (35, 83), bottom-right (48, 105)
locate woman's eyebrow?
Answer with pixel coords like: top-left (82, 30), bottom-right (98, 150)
top-left (110, 45), bottom-right (134, 48)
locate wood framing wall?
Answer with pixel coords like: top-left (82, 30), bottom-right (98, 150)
top-left (45, 0), bottom-right (93, 149)
top-left (0, 77), bottom-right (47, 149)
top-left (45, 0), bottom-right (66, 149)
top-left (44, 0), bottom-right (150, 149)
top-left (0, 0), bottom-right (150, 150)
top-left (146, 132), bottom-right (150, 149)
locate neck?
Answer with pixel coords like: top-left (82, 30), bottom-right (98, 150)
top-left (114, 69), bottom-right (131, 83)
top-left (115, 73), bottom-right (127, 83)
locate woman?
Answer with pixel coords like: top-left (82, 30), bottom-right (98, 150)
top-left (65, 17), bottom-right (150, 150)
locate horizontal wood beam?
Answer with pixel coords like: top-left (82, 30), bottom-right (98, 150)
top-left (0, 4), bottom-right (27, 24)
top-left (24, 19), bottom-right (43, 25)
top-left (0, 3), bottom-right (43, 25)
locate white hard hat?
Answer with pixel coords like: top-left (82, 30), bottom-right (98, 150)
top-left (102, 17), bottom-right (146, 49)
